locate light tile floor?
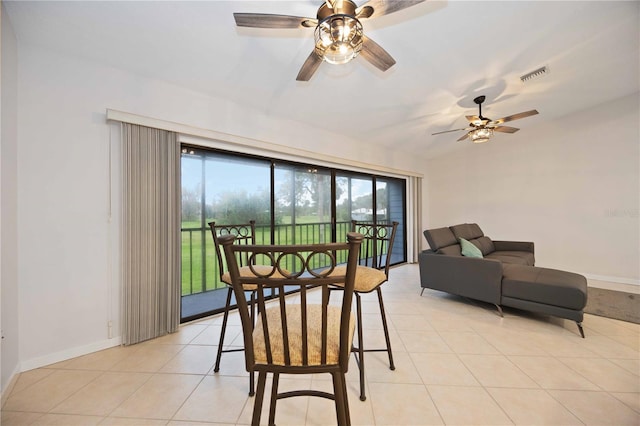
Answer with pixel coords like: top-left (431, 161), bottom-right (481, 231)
top-left (2, 264), bottom-right (639, 425)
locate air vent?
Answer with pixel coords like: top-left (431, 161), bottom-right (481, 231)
top-left (520, 66), bottom-right (549, 83)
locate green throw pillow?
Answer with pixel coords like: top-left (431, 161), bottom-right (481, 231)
top-left (460, 238), bottom-right (483, 258)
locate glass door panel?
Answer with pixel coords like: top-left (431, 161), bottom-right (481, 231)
top-left (180, 148), bottom-right (271, 321)
top-left (336, 174), bottom-right (373, 227)
top-left (273, 164), bottom-right (332, 272)
top-left (376, 177), bottom-right (406, 264)
top-left (274, 165), bottom-right (332, 245)
top-left (204, 154), bottom-right (271, 238)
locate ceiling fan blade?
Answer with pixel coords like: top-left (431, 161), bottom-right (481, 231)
top-left (234, 13), bottom-right (316, 29)
top-left (457, 132), bottom-right (470, 142)
top-left (493, 126), bottom-right (520, 134)
top-left (296, 51), bottom-right (323, 81)
top-left (492, 109), bottom-right (539, 125)
top-left (360, 36), bottom-right (396, 72)
top-left (432, 128), bottom-right (469, 136)
top-left (356, 0), bottom-right (426, 19)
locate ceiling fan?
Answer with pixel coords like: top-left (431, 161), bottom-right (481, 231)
top-left (432, 96), bottom-right (539, 143)
top-left (233, 0), bottom-right (426, 81)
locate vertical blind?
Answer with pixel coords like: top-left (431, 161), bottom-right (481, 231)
top-left (409, 176), bottom-right (422, 262)
top-left (122, 123), bottom-right (181, 345)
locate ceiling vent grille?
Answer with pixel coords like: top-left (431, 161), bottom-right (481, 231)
top-left (520, 66), bottom-right (549, 83)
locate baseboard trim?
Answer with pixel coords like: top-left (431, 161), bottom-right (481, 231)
top-left (584, 274), bottom-right (640, 287)
top-left (20, 336), bottom-right (123, 373)
top-left (1, 364), bottom-right (21, 407)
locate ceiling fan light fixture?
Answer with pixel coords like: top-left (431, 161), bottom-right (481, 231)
top-left (314, 14), bottom-right (363, 64)
top-left (469, 127), bottom-right (493, 144)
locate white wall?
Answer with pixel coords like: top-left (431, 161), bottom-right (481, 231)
top-left (1, 1), bottom-right (20, 394)
top-left (16, 44), bottom-right (426, 370)
top-left (425, 93), bottom-right (640, 283)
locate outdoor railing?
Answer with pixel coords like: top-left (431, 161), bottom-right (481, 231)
top-left (181, 221), bottom-right (353, 296)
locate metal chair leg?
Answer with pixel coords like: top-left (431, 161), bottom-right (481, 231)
top-left (214, 287), bottom-right (233, 373)
top-left (268, 372), bottom-right (279, 426)
top-left (332, 371), bottom-right (350, 426)
top-left (354, 293), bottom-right (366, 401)
top-left (215, 287), bottom-right (256, 396)
top-left (340, 370), bottom-right (351, 426)
top-left (377, 287), bottom-right (395, 371)
top-left (251, 371), bottom-right (267, 426)
top-left (248, 291), bottom-right (256, 396)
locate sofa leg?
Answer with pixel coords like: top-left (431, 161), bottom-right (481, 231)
top-left (576, 322), bottom-right (585, 338)
top-left (494, 304), bottom-right (504, 318)
top-left (420, 288), bottom-right (425, 296)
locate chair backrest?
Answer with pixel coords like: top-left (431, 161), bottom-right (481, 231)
top-left (219, 232), bottom-right (363, 372)
top-left (351, 221), bottom-right (399, 278)
top-left (208, 220), bottom-right (257, 280)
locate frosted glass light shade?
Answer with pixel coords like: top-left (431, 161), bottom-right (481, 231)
top-left (314, 15), bottom-right (363, 65)
top-left (469, 127), bottom-right (494, 143)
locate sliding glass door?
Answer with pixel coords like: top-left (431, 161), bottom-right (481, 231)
top-left (180, 147), bottom-right (407, 322)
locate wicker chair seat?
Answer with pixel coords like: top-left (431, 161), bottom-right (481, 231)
top-left (254, 304), bottom-right (355, 366)
top-left (329, 265), bottom-right (387, 293)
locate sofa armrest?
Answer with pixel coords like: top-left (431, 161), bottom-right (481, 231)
top-left (492, 240), bottom-right (534, 254)
top-left (418, 250), bottom-right (503, 305)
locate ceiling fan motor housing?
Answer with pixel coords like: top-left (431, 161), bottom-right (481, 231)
top-left (317, 1), bottom-right (358, 19)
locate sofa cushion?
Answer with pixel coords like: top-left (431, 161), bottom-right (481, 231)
top-left (486, 251), bottom-right (535, 266)
top-left (460, 238), bottom-right (483, 258)
top-left (424, 227), bottom-right (458, 251)
top-left (502, 264), bottom-right (587, 310)
top-left (438, 245), bottom-right (462, 256)
top-left (450, 223), bottom-right (484, 241)
top-left (469, 236), bottom-right (496, 256)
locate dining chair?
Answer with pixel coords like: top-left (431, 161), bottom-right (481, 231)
top-left (219, 232), bottom-right (363, 426)
top-left (330, 220), bottom-right (399, 401)
top-left (208, 220), bottom-right (260, 396)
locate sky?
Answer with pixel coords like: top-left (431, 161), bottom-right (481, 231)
top-left (181, 152), bottom-right (373, 204)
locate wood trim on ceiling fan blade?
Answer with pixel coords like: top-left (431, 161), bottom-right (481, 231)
top-left (356, 0), bottom-right (426, 20)
top-left (360, 36), bottom-right (396, 72)
top-left (492, 109), bottom-right (539, 125)
top-left (432, 128), bottom-right (469, 136)
top-left (233, 13), bottom-right (316, 29)
top-left (296, 51), bottom-right (323, 81)
top-left (457, 132), bottom-right (470, 142)
top-left (493, 126), bottom-right (520, 134)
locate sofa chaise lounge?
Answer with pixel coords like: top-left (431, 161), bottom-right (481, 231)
top-left (418, 223), bottom-right (588, 337)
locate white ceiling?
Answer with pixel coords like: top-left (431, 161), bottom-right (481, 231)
top-left (5, 1), bottom-right (639, 160)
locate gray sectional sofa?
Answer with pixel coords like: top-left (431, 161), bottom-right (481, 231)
top-left (419, 223), bottom-right (588, 337)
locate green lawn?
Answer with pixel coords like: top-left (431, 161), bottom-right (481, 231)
top-left (180, 220), bottom-right (350, 296)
